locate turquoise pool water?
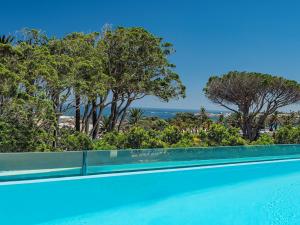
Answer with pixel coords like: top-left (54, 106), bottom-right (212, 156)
top-left (1, 159), bottom-right (300, 225)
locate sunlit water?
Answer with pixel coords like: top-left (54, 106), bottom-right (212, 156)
top-left (2, 159), bottom-right (300, 225)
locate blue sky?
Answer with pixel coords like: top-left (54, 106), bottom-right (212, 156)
top-left (2, 0), bottom-right (300, 110)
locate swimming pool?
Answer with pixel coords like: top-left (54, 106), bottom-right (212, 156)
top-left (1, 158), bottom-right (300, 225)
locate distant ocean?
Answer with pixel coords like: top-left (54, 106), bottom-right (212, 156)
top-left (136, 107), bottom-right (225, 120)
top-left (64, 107), bottom-right (226, 120)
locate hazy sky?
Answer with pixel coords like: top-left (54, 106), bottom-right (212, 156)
top-left (2, 0), bottom-right (300, 110)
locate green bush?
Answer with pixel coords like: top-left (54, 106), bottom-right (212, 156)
top-left (161, 125), bottom-right (182, 145)
top-left (0, 117), bottom-right (54, 152)
top-left (205, 124), bottom-right (247, 146)
top-left (59, 130), bottom-right (93, 151)
top-left (93, 139), bottom-right (117, 150)
top-left (251, 134), bottom-right (274, 145)
top-left (93, 131), bottom-right (126, 150)
top-left (171, 132), bottom-right (195, 147)
top-left (141, 137), bottom-right (167, 148)
top-left (274, 126), bottom-right (300, 144)
top-left (124, 127), bottom-right (150, 149)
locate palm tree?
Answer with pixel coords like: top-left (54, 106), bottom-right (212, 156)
top-left (0, 35), bottom-right (15, 57)
top-left (128, 108), bottom-right (144, 126)
top-left (226, 112), bottom-right (242, 128)
top-left (99, 116), bottom-right (110, 134)
top-left (269, 111), bottom-right (279, 131)
top-left (0, 35), bottom-right (15, 44)
top-left (198, 106), bottom-right (209, 126)
top-left (218, 114), bottom-right (225, 124)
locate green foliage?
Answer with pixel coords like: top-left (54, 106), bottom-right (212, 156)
top-left (93, 131), bottom-right (125, 150)
top-left (124, 127), bottom-right (150, 149)
top-left (0, 98), bottom-right (55, 152)
top-left (171, 132), bottom-right (195, 147)
top-left (59, 129), bottom-right (93, 151)
top-left (141, 138), bottom-right (167, 148)
top-left (93, 140), bottom-right (117, 150)
top-left (274, 126), bottom-right (300, 144)
top-left (136, 117), bottom-right (168, 131)
top-left (251, 134), bottom-right (274, 145)
top-left (225, 112), bottom-right (241, 128)
top-left (169, 112), bottom-right (203, 130)
top-left (0, 35), bottom-right (15, 44)
top-left (160, 125), bottom-right (182, 145)
top-left (203, 124), bottom-right (247, 146)
top-left (128, 108), bottom-right (144, 126)
top-left (93, 123), bottom-right (247, 150)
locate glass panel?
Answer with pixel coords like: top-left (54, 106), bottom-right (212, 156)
top-left (86, 145), bottom-right (300, 174)
top-left (0, 151), bottom-right (83, 181)
top-left (1, 145), bottom-right (300, 182)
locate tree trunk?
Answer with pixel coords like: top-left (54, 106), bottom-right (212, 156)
top-left (242, 114), bottom-right (267, 141)
top-left (0, 95), bottom-right (4, 115)
top-left (53, 114), bottom-right (60, 149)
top-left (108, 93), bottom-right (118, 131)
top-left (81, 103), bottom-right (90, 133)
top-left (52, 92), bottom-right (60, 149)
top-left (92, 100), bottom-right (98, 139)
top-left (253, 115), bottom-right (268, 140)
top-left (75, 94), bottom-right (81, 132)
top-left (117, 99), bottom-right (132, 132)
top-left (90, 103), bottom-right (105, 137)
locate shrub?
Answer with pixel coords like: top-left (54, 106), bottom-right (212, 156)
top-left (124, 127), bottom-right (151, 149)
top-left (141, 137), bottom-right (167, 148)
top-left (0, 117), bottom-right (54, 152)
top-left (161, 126), bottom-right (182, 145)
top-left (205, 124), bottom-right (247, 146)
top-left (93, 124), bottom-right (251, 150)
top-left (93, 139), bottom-right (117, 150)
top-left (274, 126), bottom-right (300, 144)
top-left (93, 131), bottom-right (126, 149)
top-left (171, 132), bottom-right (195, 147)
top-left (59, 130), bottom-right (93, 151)
top-left (251, 134), bottom-right (274, 145)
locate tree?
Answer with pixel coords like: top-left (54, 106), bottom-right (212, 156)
top-left (199, 106), bottom-right (209, 124)
top-left (268, 111), bottom-right (279, 131)
top-left (0, 97), bottom-right (55, 152)
top-left (58, 32), bottom-right (99, 132)
top-left (136, 117), bottom-right (168, 131)
top-left (16, 30), bottom-right (60, 147)
top-left (169, 112), bottom-right (203, 132)
top-left (205, 71), bottom-right (300, 141)
top-left (0, 39), bottom-right (19, 114)
top-left (0, 35), bottom-right (14, 44)
top-left (280, 111), bottom-right (298, 126)
top-left (218, 114), bottom-right (225, 124)
top-left (56, 32), bottom-right (109, 138)
top-left (226, 112), bottom-right (241, 128)
top-left (0, 34), bottom-right (57, 152)
top-left (98, 27), bottom-right (186, 132)
top-left (46, 37), bottom-right (74, 147)
top-left (128, 108), bottom-right (144, 126)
